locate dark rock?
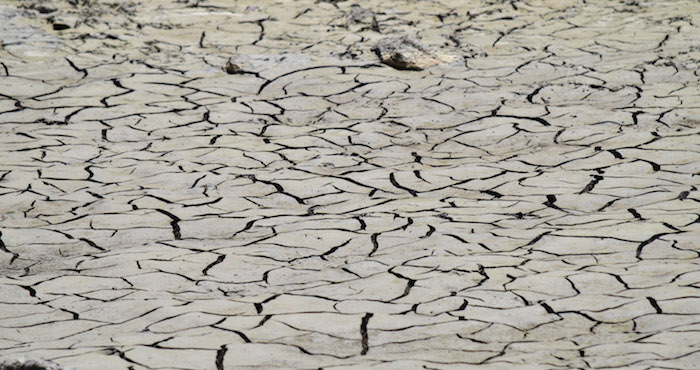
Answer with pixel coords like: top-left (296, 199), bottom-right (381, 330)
top-left (224, 61), bottom-right (244, 74)
top-left (48, 16), bottom-right (79, 30)
top-left (35, 5), bottom-right (57, 14)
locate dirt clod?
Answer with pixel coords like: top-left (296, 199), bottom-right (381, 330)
top-left (373, 35), bottom-right (455, 70)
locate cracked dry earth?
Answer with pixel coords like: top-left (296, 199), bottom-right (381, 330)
top-left (1, 0), bottom-right (700, 368)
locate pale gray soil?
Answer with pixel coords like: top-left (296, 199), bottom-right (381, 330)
top-left (1, 0), bottom-right (699, 369)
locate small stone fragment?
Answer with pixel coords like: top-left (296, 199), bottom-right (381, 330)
top-left (224, 60), bottom-right (243, 74)
top-left (347, 5), bottom-right (380, 32)
top-left (373, 35), bottom-right (456, 70)
top-left (35, 4), bottom-right (57, 14)
top-left (49, 16), bottom-right (79, 31)
top-left (317, 0), bottom-right (348, 5)
top-left (371, 16), bottom-right (380, 32)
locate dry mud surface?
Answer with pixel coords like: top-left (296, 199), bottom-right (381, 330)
top-left (1, 0), bottom-right (700, 368)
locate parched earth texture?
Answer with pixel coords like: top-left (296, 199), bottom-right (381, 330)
top-left (1, 0), bottom-right (699, 369)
